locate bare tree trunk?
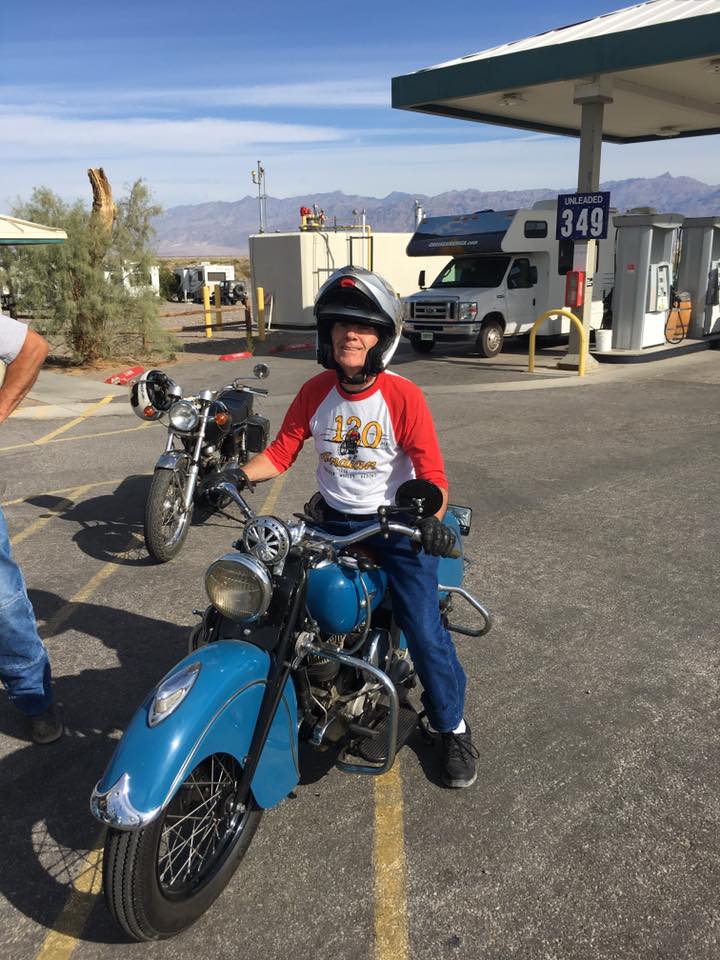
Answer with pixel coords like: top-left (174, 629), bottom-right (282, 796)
top-left (87, 167), bottom-right (116, 236)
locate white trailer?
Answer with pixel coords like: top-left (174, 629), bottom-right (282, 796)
top-left (249, 231), bottom-right (450, 328)
top-left (402, 201), bottom-right (616, 357)
top-left (174, 263), bottom-right (236, 302)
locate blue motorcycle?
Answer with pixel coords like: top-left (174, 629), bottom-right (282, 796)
top-left (90, 479), bottom-right (491, 941)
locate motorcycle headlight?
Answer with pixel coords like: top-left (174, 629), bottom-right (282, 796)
top-left (205, 553), bottom-right (273, 623)
top-left (458, 302), bottom-right (478, 322)
top-left (168, 399), bottom-right (199, 433)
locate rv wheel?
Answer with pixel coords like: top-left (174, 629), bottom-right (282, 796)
top-left (476, 319), bottom-right (503, 358)
top-left (409, 335), bottom-right (435, 354)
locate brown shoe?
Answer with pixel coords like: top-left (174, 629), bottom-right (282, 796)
top-left (28, 703), bottom-right (64, 745)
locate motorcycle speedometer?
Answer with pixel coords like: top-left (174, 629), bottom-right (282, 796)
top-left (205, 553), bottom-right (273, 622)
top-left (168, 399), bottom-right (199, 433)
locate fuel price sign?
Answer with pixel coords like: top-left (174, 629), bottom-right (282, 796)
top-left (555, 192), bottom-right (611, 241)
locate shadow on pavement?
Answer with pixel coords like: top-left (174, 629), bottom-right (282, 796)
top-left (0, 592), bottom-right (189, 943)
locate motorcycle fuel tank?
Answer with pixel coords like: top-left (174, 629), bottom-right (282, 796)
top-left (306, 562), bottom-right (387, 635)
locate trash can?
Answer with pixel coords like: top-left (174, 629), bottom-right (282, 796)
top-left (594, 329), bottom-right (613, 353)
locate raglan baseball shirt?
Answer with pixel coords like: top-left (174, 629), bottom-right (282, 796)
top-left (264, 369), bottom-right (447, 514)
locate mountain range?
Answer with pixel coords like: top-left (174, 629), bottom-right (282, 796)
top-left (151, 173), bottom-right (720, 257)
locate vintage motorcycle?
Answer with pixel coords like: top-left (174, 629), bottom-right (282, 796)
top-left (90, 478), bottom-right (491, 941)
top-left (130, 364), bottom-right (270, 562)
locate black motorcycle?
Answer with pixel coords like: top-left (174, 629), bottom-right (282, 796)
top-left (130, 364), bottom-right (270, 562)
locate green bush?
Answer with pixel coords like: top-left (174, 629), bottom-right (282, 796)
top-left (0, 180), bottom-right (178, 363)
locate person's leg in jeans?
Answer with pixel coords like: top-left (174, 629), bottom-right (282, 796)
top-left (0, 506), bottom-right (53, 716)
top-left (373, 534), bottom-right (466, 733)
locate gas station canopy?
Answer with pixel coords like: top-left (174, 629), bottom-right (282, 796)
top-left (391, 0), bottom-right (720, 143)
top-left (0, 216), bottom-right (67, 246)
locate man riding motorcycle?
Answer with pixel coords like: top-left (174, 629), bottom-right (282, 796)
top-left (233, 266), bottom-right (478, 787)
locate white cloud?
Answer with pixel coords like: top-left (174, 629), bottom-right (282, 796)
top-left (0, 113), bottom-right (347, 162)
top-left (0, 79), bottom-right (389, 113)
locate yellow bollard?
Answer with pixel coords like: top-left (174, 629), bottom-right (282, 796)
top-left (203, 286), bottom-right (212, 339)
top-left (528, 309), bottom-right (586, 377)
top-left (214, 284), bottom-right (223, 329)
top-left (257, 286), bottom-right (266, 342)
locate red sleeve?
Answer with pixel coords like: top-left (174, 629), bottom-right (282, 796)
top-left (382, 375), bottom-right (448, 489)
top-left (263, 371), bottom-right (336, 473)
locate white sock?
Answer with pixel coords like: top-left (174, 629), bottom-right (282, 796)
top-left (429, 718), bottom-right (467, 735)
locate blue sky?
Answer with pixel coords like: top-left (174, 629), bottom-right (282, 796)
top-left (2, 0), bottom-right (718, 210)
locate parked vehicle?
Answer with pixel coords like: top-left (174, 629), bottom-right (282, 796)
top-left (130, 365), bottom-right (270, 562)
top-left (90, 478), bottom-right (491, 941)
top-left (402, 202), bottom-right (616, 357)
top-left (173, 263), bottom-right (236, 303)
top-left (211, 279), bottom-right (248, 306)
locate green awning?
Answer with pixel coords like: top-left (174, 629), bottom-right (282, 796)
top-left (0, 216), bottom-right (67, 245)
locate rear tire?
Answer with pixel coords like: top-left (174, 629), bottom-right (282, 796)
top-left (144, 467), bottom-right (193, 563)
top-left (409, 335), bottom-right (435, 354)
top-left (476, 319), bottom-right (504, 358)
top-left (103, 753), bottom-right (262, 941)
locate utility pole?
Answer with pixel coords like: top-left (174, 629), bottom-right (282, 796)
top-left (251, 161), bottom-right (267, 233)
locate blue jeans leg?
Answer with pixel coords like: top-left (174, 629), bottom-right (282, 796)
top-left (0, 506), bottom-right (52, 716)
top-left (320, 518), bottom-right (467, 732)
top-left (376, 537), bottom-right (466, 733)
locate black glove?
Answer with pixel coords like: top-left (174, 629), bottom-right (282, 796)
top-left (223, 467), bottom-right (254, 492)
top-left (417, 516), bottom-right (456, 557)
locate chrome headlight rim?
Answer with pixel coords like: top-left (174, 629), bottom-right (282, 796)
top-left (168, 399), bottom-right (200, 433)
top-left (205, 552), bottom-right (273, 624)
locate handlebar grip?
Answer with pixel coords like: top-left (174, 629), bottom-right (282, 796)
top-left (448, 543), bottom-right (462, 560)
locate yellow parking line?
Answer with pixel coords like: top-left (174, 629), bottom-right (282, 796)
top-left (374, 763), bottom-right (410, 960)
top-left (0, 420), bottom-right (152, 453)
top-left (42, 561), bottom-right (122, 639)
top-left (2, 478), bottom-right (122, 508)
top-left (35, 846), bottom-right (103, 960)
top-left (35, 395), bottom-right (115, 444)
top-left (10, 485), bottom-right (92, 547)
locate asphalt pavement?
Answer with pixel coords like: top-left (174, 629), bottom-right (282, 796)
top-left (2, 330), bottom-right (720, 960)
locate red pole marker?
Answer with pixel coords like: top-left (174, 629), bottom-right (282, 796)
top-left (105, 365), bottom-right (144, 385)
top-left (219, 351), bottom-right (253, 361)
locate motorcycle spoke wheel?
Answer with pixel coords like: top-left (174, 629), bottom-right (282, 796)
top-left (103, 753), bottom-right (262, 942)
top-left (144, 468), bottom-right (193, 562)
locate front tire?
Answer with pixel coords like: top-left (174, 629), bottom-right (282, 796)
top-left (409, 334), bottom-right (435, 354)
top-left (103, 753), bottom-right (262, 941)
top-left (476, 319), bottom-right (504, 358)
top-left (144, 467), bottom-right (193, 563)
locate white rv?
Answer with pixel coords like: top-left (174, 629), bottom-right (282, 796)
top-left (174, 263), bottom-right (236, 302)
top-left (402, 202), bottom-right (615, 357)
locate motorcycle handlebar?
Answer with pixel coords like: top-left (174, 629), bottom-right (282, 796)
top-left (307, 520), bottom-right (462, 560)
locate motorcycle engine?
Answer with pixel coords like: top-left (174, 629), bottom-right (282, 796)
top-left (305, 633), bottom-right (345, 687)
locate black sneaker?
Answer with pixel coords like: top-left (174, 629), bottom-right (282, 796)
top-left (28, 703), bottom-right (64, 745)
top-left (440, 722), bottom-right (478, 788)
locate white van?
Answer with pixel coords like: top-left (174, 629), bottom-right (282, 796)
top-left (402, 201), bottom-right (615, 357)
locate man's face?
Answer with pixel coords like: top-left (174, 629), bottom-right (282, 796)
top-left (331, 321), bottom-right (380, 378)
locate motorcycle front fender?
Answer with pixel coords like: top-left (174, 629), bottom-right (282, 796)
top-left (91, 641), bottom-right (299, 830)
top-left (154, 449), bottom-right (190, 471)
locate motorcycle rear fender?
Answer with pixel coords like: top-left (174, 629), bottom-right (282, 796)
top-left (154, 449), bottom-right (190, 471)
top-left (91, 641), bottom-right (299, 830)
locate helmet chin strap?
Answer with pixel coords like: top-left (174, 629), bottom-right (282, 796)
top-left (337, 367), bottom-right (371, 386)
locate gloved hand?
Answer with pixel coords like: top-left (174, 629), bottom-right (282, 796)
top-left (223, 466), bottom-right (254, 492)
top-left (417, 516), bottom-right (456, 557)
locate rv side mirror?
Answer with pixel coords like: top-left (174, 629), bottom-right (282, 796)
top-left (418, 270), bottom-right (426, 290)
top-left (530, 266), bottom-right (538, 285)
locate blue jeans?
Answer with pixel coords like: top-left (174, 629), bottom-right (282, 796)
top-left (0, 506), bottom-right (52, 716)
top-left (320, 515), bottom-right (467, 732)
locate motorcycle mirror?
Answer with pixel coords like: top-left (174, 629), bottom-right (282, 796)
top-left (253, 363), bottom-right (270, 380)
top-left (394, 479), bottom-right (443, 517)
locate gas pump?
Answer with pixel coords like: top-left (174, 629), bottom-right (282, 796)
top-left (676, 217), bottom-right (720, 337)
top-left (611, 212), bottom-right (684, 350)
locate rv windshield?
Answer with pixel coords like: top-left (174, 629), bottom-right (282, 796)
top-left (431, 256), bottom-right (511, 289)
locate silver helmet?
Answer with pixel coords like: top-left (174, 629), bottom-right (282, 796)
top-left (314, 266), bottom-right (403, 380)
top-left (130, 369), bottom-right (180, 421)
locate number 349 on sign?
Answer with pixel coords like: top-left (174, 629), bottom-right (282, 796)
top-left (555, 192), bottom-right (611, 241)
